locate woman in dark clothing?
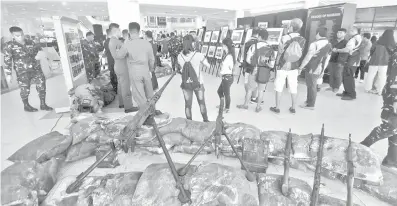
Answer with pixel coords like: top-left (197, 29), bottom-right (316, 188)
top-left (217, 38), bottom-right (236, 113)
top-left (370, 36), bottom-right (377, 46)
top-left (364, 29), bottom-right (396, 95)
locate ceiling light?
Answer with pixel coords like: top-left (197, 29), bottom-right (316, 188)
top-left (194, 11), bottom-right (197, 12)
top-left (66, 8), bottom-right (70, 10)
top-left (62, 2), bottom-right (67, 6)
top-left (52, 4), bottom-right (55, 7)
top-left (224, 11), bottom-right (228, 12)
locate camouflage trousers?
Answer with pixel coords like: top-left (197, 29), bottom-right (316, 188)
top-left (362, 120), bottom-right (397, 150)
top-left (17, 70), bottom-right (46, 100)
top-left (85, 61), bottom-right (100, 82)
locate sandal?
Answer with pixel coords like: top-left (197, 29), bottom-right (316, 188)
top-left (270, 107), bottom-right (280, 114)
top-left (237, 105), bottom-right (248, 110)
top-left (255, 107), bottom-right (262, 113)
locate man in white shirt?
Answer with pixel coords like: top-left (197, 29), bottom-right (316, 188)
top-left (333, 26), bottom-right (362, 100)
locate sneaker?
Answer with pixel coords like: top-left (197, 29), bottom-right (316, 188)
top-left (325, 87), bottom-right (333, 91)
top-left (336, 93), bottom-right (346, 97)
top-left (224, 109), bottom-right (230, 113)
top-left (332, 88), bottom-right (339, 93)
top-left (270, 107), bottom-right (280, 114)
top-left (250, 98), bottom-right (264, 104)
top-left (359, 79), bottom-right (364, 83)
top-left (255, 107), bottom-right (262, 113)
top-left (289, 107), bottom-right (296, 114)
top-left (300, 105), bottom-right (315, 110)
top-left (237, 105), bottom-right (248, 110)
top-left (341, 96), bottom-right (356, 101)
top-left (119, 105), bottom-right (124, 109)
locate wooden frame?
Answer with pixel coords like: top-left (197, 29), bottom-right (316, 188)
top-left (203, 31), bottom-right (212, 43)
top-left (215, 47), bottom-right (224, 59)
top-left (201, 45), bottom-right (209, 56)
top-left (220, 26), bottom-right (229, 41)
top-left (266, 28), bottom-right (284, 45)
top-left (207, 46), bottom-right (216, 58)
top-left (211, 30), bottom-right (220, 43)
top-left (231, 29), bottom-right (245, 44)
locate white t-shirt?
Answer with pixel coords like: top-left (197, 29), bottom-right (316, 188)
top-left (220, 54), bottom-right (234, 75)
top-left (177, 51), bottom-right (206, 84)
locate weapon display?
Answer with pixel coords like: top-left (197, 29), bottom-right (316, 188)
top-left (346, 134), bottom-right (354, 206)
top-left (65, 72), bottom-right (176, 194)
top-left (281, 129), bottom-right (292, 196)
top-left (310, 124), bottom-right (325, 206)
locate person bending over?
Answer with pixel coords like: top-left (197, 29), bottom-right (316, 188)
top-left (178, 35), bottom-right (210, 122)
top-left (3, 26), bottom-right (53, 112)
top-left (217, 37), bottom-right (235, 113)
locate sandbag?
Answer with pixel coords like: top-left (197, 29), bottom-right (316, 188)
top-left (42, 172), bottom-right (142, 206)
top-left (102, 88), bottom-right (116, 106)
top-left (7, 131), bottom-right (72, 163)
top-left (1, 157), bottom-right (63, 205)
top-left (69, 116), bottom-right (102, 145)
top-left (65, 141), bottom-right (98, 162)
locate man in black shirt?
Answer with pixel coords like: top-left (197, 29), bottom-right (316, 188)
top-left (326, 28), bottom-right (348, 93)
top-left (104, 29), bottom-right (117, 92)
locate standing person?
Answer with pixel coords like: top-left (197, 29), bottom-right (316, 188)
top-left (217, 37), bottom-right (235, 113)
top-left (81, 31), bottom-right (101, 82)
top-left (3, 26), bottom-right (53, 112)
top-left (299, 27), bottom-right (332, 110)
top-left (326, 28), bottom-right (348, 93)
top-left (178, 35), bottom-right (210, 122)
top-left (270, 18), bottom-right (306, 114)
top-left (108, 23), bottom-right (138, 113)
top-left (371, 36), bottom-right (378, 46)
top-left (104, 28), bottom-right (118, 92)
top-left (333, 26), bottom-right (362, 100)
top-left (145, 31), bottom-right (159, 91)
top-left (237, 29), bottom-right (275, 112)
top-left (115, 22), bottom-right (155, 109)
top-left (364, 29), bottom-right (396, 95)
top-left (189, 30), bottom-right (200, 52)
top-left (160, 34), bottom-right (169, 58)
top-left (168, 32), bottom-right (183, 72)
top-left (360, 47), bottom-right (397, 171)
top-left (121, 29), bottom-right (129, 42)
top-left (355, 33), bottom-right (372, 83)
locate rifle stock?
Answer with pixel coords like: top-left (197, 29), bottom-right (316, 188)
top-left (281, 129), bottom-right (292, 196)
top-left (346, 134), bottom-right (354, 206)
top-left (310, 124), bottom-right (325, 206)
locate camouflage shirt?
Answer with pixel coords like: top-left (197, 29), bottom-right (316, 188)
top-left (3, 39), bottom-right (41, 75)
top-left (168, 37), bottom-right (182, 57)
top-left (81, 39), bottom-right (100, 62)
top-left (381, 47), bottom-right (397, 120)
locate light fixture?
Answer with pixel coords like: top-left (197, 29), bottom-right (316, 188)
top-left (194, 11), bottom-right (197, 12)
top-left (224, 11), bottom-right (228, 12)
top-left (52, 4), bottom-right (55, 7)
top-left (66, 8), bottom-right (70, 10)
top-left (62, 2), bottom-right (67, 6)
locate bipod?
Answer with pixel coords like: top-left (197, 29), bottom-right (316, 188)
top-left (281, 128), bottom-right (292, 196)
top-left (147, 115), bottom-right (191, 204)
top-left (178, 97), bottom-right (255, 182)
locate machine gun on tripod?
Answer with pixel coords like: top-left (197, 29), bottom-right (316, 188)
top-left (66, 72), bottom-right (177, 194)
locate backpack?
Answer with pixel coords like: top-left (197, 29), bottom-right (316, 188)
top-left (180, 52), bottom-right (200, 90)
top-left (283, 35), bottom-right (305, 62)
top-left (306, 39), bottom-right (332, 74)
top-left (253, 43), bottom-right (274, 84)
top-left (347, 34), bottom-right (361, 66)
top-left (169, 38), bottom-right (183, 56)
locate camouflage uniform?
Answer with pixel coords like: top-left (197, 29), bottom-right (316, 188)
top-left (362, 47), bottom-right (397, 168)
top-left (3, 39), bottom-right (46, 100)
top-left (81, 39), bottom-right (100, 82)
top-left (168, 37), bottom-right (183, 72)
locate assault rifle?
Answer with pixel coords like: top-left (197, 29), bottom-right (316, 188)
top-left (310, 124), bottom-right (326, 206)
top-left (66, 72), bottom-right (176, 194)
top-left (346, 134), bottom-right (354, 206)
top-left (281, 129), bottom-right (292, 196)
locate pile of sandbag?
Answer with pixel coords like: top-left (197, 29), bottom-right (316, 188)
top-left (155, 64), bottom-right (173, 78)
top-left (2, 132), bottom-right (71, 205)
top-left (68, 71), bottom-right (116, 118)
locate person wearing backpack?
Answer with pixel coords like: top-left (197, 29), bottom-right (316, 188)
top-left (364, 29), bottom-right (396, 95)
top-left (332, 26), bottom-right (362, 100)
top-left (237, 29), bottom-right (275, 112)
top-left (169, 32), bottom-right (183, 72)
top-left (270, 18), bottom-right (306, 114)
top-left (217, 38), bottom-right (236, 113)
top-left (299, 27), bottom-right (332, 110)
top-left (177, 35), bottom-right (210, 122)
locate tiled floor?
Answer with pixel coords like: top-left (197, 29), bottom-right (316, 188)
top-left (0, 70), bottom-right (390, 205)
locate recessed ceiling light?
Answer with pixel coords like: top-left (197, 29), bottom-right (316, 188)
top-left (224, 11), bottom-right (228, 12)
top-left (79, 10), bottom-right (83, 12)
top-left (52, 4), bottom-right (55, 7)
top-left (194, 11), bottom-right (197, 12)
top-left (62, 2), bottom-right (67, 6)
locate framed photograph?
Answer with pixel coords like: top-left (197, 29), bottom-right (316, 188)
top-left (211, 30), bottom-right (220, 43)
top-left (215, 47), bottom-right (223, 59)
top-left (244, 29), bottom-right (253, 44)
top-left (204, 31), bottom-right (212, 43)
top-left (220, 26), bottom-right (229, 41)
top-left (207, 46), bottom-right (216, 58)
top-left (201, 45), bottom-right (209, 56)
top-left (258, 22), bottom-right (268, 29)
top-left (197, 28), bottom-right (204, 42)
top-left (234, 47), bottom-right (241, 62)
top-left (231, 29), bottom-right (245, 44)
top-left (266, 28), bottom-right (284, 45)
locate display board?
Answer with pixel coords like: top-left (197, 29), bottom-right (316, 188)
top-left (220, 26), bottom-right (229, 41)
top-left (207, 46), bottom-right (216, 58)
top-left (214, 47), bottom-right (223, 60)
top-left (197, 28), bottom-right (205, 42)
top-left (204, 31), bottom-right (212, 43)
top-left (201, 45), bottom-right (209, 56)
top-left (210, 31), bottom-right (220, 43)
top-left (231, 29), bottom-right (245, 44)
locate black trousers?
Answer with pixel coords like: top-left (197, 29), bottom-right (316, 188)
top-left (355, 60), bottom-right (367, 80)
top-left (108, 60), bottom-right (118, 92)
top-left (217, 75), bottom-right (234, 109)
top-left (342, 65), bottom-right (358, 98)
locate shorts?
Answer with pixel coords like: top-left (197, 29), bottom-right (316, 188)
top-left (274, 69), bottom-right (299, 94)
top-left (245, 69), bottom-right (258, 91)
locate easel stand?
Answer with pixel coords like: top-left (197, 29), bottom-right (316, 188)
top-left (178, 97), bottom-right (256, 182)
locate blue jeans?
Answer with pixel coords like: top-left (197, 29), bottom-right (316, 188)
top-left (182, 84), bottom-right (208, 121)
top-left (305, 71), bottom-right (320, 107)
top-left (217, 75), bottom-right (234, 109)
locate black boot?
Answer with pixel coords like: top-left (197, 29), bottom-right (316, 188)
top-left (382, 138), bottom-right (397, 170)
top-left (40, 96), bottom-right (53, 111)
top-left (360, 127), bottom-right (380, 147)
top-left (22, 99), bottom-right (38, 112)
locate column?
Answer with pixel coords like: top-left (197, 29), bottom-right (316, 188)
top-left (231, 10), bottom-right (244, 29)
top-left (305, 0), bottom-right (320, 9)
top-left (196, 16), bottom-right (203, 29)
top-left (107, 0), bottom-right (140, 30)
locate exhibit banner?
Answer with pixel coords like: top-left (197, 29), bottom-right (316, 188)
top-left (305, 5), bottom-right (344, 44)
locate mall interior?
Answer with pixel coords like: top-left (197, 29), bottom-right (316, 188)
top-left (1, 0), bottom-right (397, 205)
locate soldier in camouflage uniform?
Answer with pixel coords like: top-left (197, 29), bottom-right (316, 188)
top-left (3, 26), bottom-right (53, 112)
top-left (361, 47), bottom-right (397, 170)
top-left (168, 32), bottom-right (183, 72)
top-left (81, 32), bottom-right (101, 82)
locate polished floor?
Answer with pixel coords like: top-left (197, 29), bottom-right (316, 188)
top-left (0, 70), bottom-right (389, 205)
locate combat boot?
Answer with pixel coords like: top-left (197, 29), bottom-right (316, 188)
top-left (382, 138), bottom-right (397, 171)
top-left (40, 97), bottom-right (53, 111)
top-left (22, 99), bottom-right (38, 112)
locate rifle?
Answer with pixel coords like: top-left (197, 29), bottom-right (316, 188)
top-left (310, 124), bottom-right (326, 206)
top-left (281, 129), bottom-right (292, 196)
top-left (66, 72), bottom-right (176, 194)
top-left (346, 134), bottom-right (354, 206)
